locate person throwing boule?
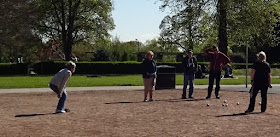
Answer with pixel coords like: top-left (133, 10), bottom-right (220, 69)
top-left (49, 61), bottom-right (76, 113)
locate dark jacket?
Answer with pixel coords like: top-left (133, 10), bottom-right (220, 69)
top-left (182, 56), bottom-right (198, 75)
top-left (253, 60), bottom-right (271, 86)
top-left (142, 58), bottom-right (157, 78)
top-left (205, 49), bottom-right (230, 72)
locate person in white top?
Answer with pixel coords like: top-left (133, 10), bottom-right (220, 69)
top-left (49, 61), bottom-right (76, 113)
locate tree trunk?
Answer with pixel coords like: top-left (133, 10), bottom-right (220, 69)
top-left (64, 42), bottom-right (72, 61)
top-left (188, 23), bottom-right (194, 50)
top-left (217, 0), bottom-right (228, 54)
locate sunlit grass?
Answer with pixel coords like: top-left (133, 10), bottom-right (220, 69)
top-left (0, 74), bottom-right (279, 89)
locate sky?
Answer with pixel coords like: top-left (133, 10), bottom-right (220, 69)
top-left (109, 0), bottom-right (169, 43)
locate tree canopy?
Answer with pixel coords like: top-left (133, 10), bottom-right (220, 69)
top-left (34, 0), bottom-right (115, 60)
top-left (0, 0), bottom-right (41, 63)
top-left (159, 0), bottom-right (280, 55)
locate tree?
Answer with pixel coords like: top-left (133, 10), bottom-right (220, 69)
top-left (158, 0), bottom-right (280, 55)
top-left (93, 47), bottom-right (110, 61)
top-left (34, 0), bottom-right (115, 61)
top-left (143, 39), bottom-right (162, 52)
top-left (217, 0), bottom-right (228, 54)
top-left (159, 0), bottom-right (208, 51)
top-left (108, 37), bottom-right (139, 61)
top-left (227, 0), bottom-right (280, 47)
top-left (0, 0), bottom-right (41, 63)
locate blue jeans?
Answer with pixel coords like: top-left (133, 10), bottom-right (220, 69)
top-left (182, 74), bottom-right (194, 98)
top-left (57, 90), bottom-right (67, 110)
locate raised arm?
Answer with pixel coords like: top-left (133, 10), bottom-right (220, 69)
top-left (224, 54), bottom-right (231, 64)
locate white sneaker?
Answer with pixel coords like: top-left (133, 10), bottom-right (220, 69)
top-left (55, 109), bottom-right (66, 113)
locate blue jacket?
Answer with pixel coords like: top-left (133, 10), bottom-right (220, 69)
top-left (142, 59), bottom-right (157, 78)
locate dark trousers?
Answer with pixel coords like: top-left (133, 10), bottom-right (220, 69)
top-left (207, 71), bottom-right (221, 97)
top-left (248, 85), bottom-right (268, 112)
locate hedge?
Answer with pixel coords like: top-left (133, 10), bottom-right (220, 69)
top-left (31, 62), bottom-right (253, 75)
top-left (33, 62), bottom-right (144, 74)
top-left (1, 62), bottom-right (280, 75)
top-left (0, 63), bottom-right (28, 75)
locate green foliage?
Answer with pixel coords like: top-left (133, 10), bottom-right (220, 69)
top-left (162, 55), bottom-right (177, 62)
top-left (93, 47), bottom-right (111, 61)
top-left (0, 0), bottom-right (42, 63)
top-left (158, 0), bottom-right (280, 55)
top-left (143, 39), bottom-right (162, 52)
top-left (227, 0), bottom-right (280, 49)
top-left (34, 0), bottom-right (115, 60)
top-left (109, 37), bottom-right (138, 61)
top-left (72, 43), bottom-right (94, 61)
top-left (159, 0), bottom-right (218, 51)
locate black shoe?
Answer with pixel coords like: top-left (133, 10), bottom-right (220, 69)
top-left (206, 96), bottom-right (210, 99)
top-left (181, 96), bottom-right (187, 99)
top-left (189, 96), bottom-right (194, 99)
top-left (65, 108), bottom-right (70, 112)
top-left (216, 96), bottom-right (220, 99)
top-left (245, 109), bottom-right (253, 113)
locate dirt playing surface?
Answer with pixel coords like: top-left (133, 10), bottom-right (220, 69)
top-left (1, 89), bottom-right (280, 137)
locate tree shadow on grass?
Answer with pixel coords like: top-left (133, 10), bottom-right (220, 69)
top-left (216, 112), bottom-right (263, 117)
top-left (105, 98), bottom-right (207, 104)
top-left (15, 113), bottom-right (58, 118)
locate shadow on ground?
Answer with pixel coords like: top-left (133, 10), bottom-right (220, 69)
top-left (105, 98), bottom-right (207, 104)
top-left (216, 112), bottom-right (263, 117)
top-left (15, 113), bottom-right (58, 118)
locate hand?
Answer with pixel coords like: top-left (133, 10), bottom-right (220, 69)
top-left (250, 80), bottom-right (254, 86)
top-left (57, 93), bottom-right (61, 98)
top-left (269, 84), bottom-right (272, 88)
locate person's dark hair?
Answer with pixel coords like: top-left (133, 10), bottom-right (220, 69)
top-left (212, 46), bottom-right (218, 49)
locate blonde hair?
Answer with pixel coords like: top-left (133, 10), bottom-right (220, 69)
top-left (145, 51), bottom-right (154, 58)
top-left (257, 51), bottom-right (266, 62)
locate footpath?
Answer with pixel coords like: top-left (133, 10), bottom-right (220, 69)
top-left (0, 84), bottom-right (279, 94)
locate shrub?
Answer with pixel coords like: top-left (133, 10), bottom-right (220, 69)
top-left (0, 63), bottom-right (28, 75)
top-left (30, 61), bottom-right (271, 75)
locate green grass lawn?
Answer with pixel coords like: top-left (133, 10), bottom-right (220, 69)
top-left (232, 68), bottom-right (280, 76)
top-left (0, 74), bottom-right (280, 89)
